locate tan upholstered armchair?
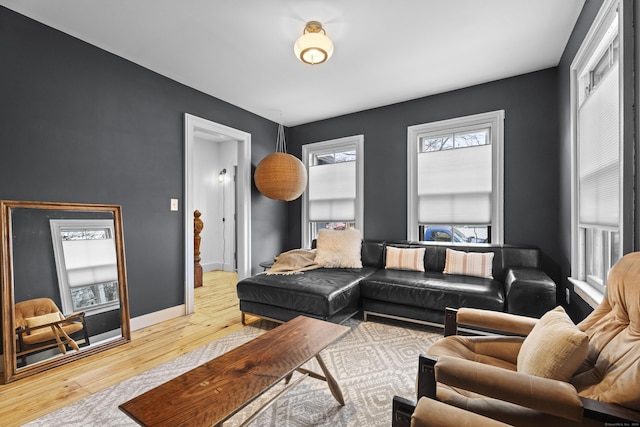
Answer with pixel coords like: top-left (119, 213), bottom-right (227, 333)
top-left (15, 297), bottom-right (89, 366)
top-left (404, 251), bottom-right (640, 427)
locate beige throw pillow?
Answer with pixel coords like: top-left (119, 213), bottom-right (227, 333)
top-left (443, 248), bottom-right (494, 279)
top-left (315, 229), bottom-right (362, 268)
top-left (517, 306), bottom-right (589, 381)
top-left (385, 247), bottom-right (425, 272)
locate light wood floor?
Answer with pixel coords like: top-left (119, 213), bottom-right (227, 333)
top-left (0, 271), bottom-right (258, 427)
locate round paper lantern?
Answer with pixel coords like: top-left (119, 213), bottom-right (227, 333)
top-left (254, 152), bottom-right (307, 201)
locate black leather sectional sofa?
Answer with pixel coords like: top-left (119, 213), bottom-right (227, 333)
top-left (236, 240), bottom-right (557, 326)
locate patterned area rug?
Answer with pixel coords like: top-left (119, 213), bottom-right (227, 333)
top-left (25, 317), bottom-right (442, 427)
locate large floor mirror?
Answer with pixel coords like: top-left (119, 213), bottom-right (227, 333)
top-left (1, 200), bottom-right (130, 383)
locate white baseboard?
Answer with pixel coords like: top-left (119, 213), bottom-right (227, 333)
top-left (203, 262), bottom-right (236, 272)
top-left (130, 304), bottom-right (186, 332)
top-left (203, 262), bottom-right (223, 271)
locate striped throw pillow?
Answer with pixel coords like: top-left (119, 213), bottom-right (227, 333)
top-left (443, 248), bottom-right (494, 279)
top-left (385, 247), bottom-right (425, 272)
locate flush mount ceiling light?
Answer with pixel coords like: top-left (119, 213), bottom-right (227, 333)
top-left (294, 21), bottom-right (334, 65)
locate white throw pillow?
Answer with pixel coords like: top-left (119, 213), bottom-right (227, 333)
top-left (315, 229), bottom-right (363, 268)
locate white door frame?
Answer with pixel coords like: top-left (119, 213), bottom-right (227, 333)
top-left (184, 113), bottom-right (251, 314)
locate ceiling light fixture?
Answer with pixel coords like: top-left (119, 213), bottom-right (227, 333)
top-left (294, 21), bottom-right (334, 65)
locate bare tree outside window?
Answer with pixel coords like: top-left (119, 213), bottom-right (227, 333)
top-left (422, 129), bottom-right (488, 152)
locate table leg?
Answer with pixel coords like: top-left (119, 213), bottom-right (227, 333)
top-left (315, 354), bottom-right (345, 406)
top-left (284, 372), bottom-right (294, 384)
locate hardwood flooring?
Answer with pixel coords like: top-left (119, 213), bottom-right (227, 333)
top-left (0, 271), bottom-right (257, 427)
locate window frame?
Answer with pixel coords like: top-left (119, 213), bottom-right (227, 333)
top-left (407, 110), bottom-right (505, 243)
top-left (569, 0), bottom-right (633, 308)
top-left (301, 135), bottom-right (364, 248)
top-left (50, 219), bottom-right (120, 316)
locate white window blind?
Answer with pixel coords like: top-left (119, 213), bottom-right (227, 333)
top-left (62, 239), bottom-right (118, 287)
top-left (308, 161), bottom-right (356, 221)
top-left (417, 144), bottom-right (492, 224)
top-left (578, 63), bottom-right (619, 227)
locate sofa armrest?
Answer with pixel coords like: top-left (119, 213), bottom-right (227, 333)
top-left (433, 355), bottom-right (583, 422)
top-left (505, 268), bottom-right (556, 317)
top-left (446, 307), bottom-right (537, 337)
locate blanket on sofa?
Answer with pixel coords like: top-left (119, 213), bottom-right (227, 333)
top-left (265, 248), bottom-right (321, 275)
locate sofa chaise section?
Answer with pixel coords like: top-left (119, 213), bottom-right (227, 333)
top-left (236, 240), bottom-right (384, 324)
top-left (237, 267), bottom-right (375, 324)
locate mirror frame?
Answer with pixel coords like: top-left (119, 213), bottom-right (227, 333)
top-left (1, 200), bottom-right (131, 383)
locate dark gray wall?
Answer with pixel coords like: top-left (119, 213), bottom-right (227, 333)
top-left (0, 7), bottom-right (288, 318)
top-left (288, 69), bottom-right (562, 291)
top-left (3, 1), bottom-right (624, 326)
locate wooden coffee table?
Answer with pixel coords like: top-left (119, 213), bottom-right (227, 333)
top-left (119, 316), bottom-right (350, 426)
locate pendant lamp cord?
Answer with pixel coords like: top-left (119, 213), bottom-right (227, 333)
top-left (276, 122), bottom-right (287, 153)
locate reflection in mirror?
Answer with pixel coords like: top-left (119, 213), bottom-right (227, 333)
top-left (1, 201), bottom-right (130, 383)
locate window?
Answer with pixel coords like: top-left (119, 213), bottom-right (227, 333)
top-left (407, 111), bottom-right (504, 244)
top-left (570, 0), bottom-right (630, 305)
top-left (301, 135), bottom-right (364, 248)
top-left (50, 219), bottom-right (120, 316)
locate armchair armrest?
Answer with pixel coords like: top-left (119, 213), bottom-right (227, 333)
top-left (16, 311), bottom-right (85, 335)
top-left (393, 396), bottom-right (512, 427)
top-left (445, 307), bottom-right (538, 337)
top-left (412, 397), bottom-right (511, 427)
top-left (433, 355), bottom-right (583, 422)
top-left (581, 397), bottom-right (640, 423)
top-left (392, 396), bottom-right (415, 427)
top-left (62, 311), bottom-right (86, 322)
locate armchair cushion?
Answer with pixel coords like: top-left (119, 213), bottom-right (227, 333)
top-left (572, 251), bottom-right (640, 411)
top-left (517, 306), bottom-right (588, 382)
top-left (428, 335), bottom-right (523, 370)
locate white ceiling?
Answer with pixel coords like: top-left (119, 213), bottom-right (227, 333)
top-left (1, 0), bottom-right (585, 126)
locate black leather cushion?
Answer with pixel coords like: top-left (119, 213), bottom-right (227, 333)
top-left (360, 269), bottom-right (504, 312)
top-left (361, 240), bottom-right (385, 268)
top-left (236, 267), bottom-right (376, 318)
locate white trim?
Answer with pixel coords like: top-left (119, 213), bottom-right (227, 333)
top-left (407, 110), bottom-right (504, 243)
top-left (569, 0), bottom-right (624, 283)
top-left (301, 135), bottom-right (364, 248)
top-left (184, 114), bottom-right (251, 315)
top-left (568, 277), bottom-right (604, 309)
top-left (130, 304), bottom-right (185, 331)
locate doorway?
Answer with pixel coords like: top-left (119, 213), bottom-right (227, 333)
top-left (184, 114), bottom-right (251, 314)
top-left (193, 136), bottom-right (237, 273)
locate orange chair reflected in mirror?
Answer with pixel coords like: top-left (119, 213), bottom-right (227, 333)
top-left (14, 297), bottom-right (89, 367)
